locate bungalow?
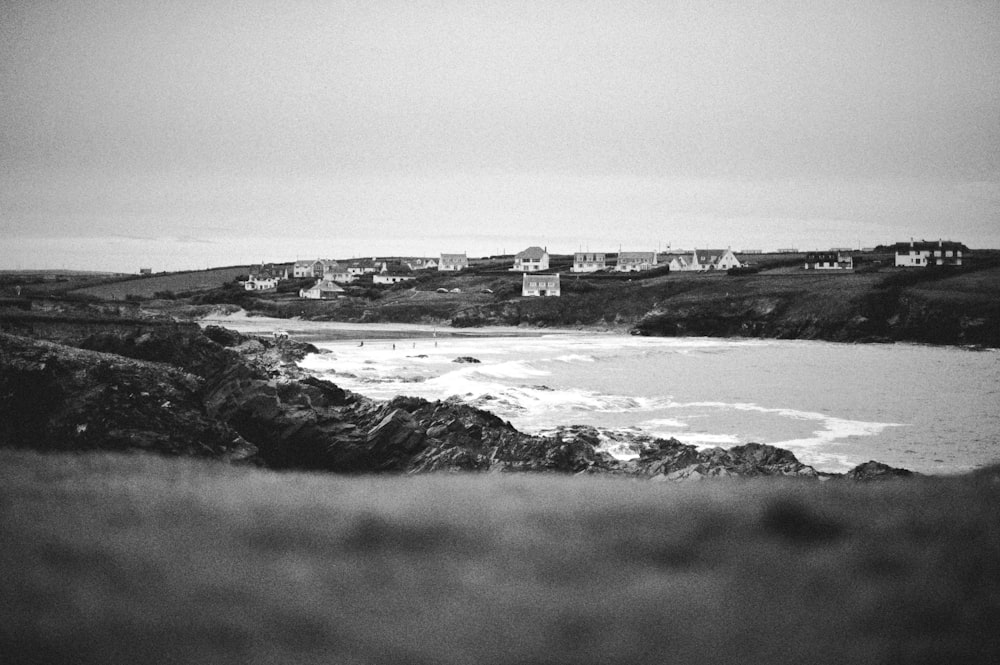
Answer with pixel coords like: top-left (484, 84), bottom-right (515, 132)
top-left (522, 273), bottom-right (560, 297)
top-left (804, 251), bottom-right (853, 270)
top-left (687, 248), bottom-right (741, 271)
top-left (439, 253), bottom-right (469, 271)
top-left (512, 246), bottom-right (550, 272)
top-left (373, 264), bottom-right (417, 285)
top-left (346, 259), bottom-right (380, 275)
top-left (408, 257), bottom-right (439, 270)
top-left (894, 240), bottom-right (966, 267)
top-left (657, 253), bottom-right (690, 271)
top-left (615, 251), bottom-right (658, 272)
top-left (245, 262), bottom-right (286, 290)
top-left (293, 259), bottom-right (338, 278)
top-left (249, 262), bottom-right (288, 280)
top-left (323, 267), bottom-right (356, 283)
top-left (571, 252), bottom-right (607, 273)
top-left (299, 279), bottom-right (345, 299)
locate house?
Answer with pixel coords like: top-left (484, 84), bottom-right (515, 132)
top-left (408, 257), bottom-right (438, 270)
top-left (244, 276), bottom-right (280, 291)
top-left (299, 279), bottom-right (345, 299)
top-left (522, 273), bottom-right (560, 297)
top-left (373, 264), bottom-right (417, 285)
top-left (804, 251), bottom-right (854, 270)
top-left (293, 259), bottom-right (339, 278)
top-left (894, 240), bottom-right (966, 267)
top-left (686, 248), bottom-right (741, 271)
top-left (571, 252), bottom-right (607, 273)
top-left (346, 259), bottom-right (380, 275)
top-left (512, 246), bottom-right (550, 272)
top-left (439, 253), bottom-right (469, 271)
top-left (615, 251), bottom-right (658, 272)
top-left (244, 262), bottom-right (287, 291)
top-left (323, 267), bottom-right (356, 283)
top-left (139, 267), bottom-right (152, 276)
top-left (657, 253), bottom-right (689, 271)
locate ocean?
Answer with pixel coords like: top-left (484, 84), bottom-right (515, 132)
top-left (206, 316), bottom-right (1000, 474)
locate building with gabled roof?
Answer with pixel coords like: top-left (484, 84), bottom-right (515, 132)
top-left (804, 251), bottom-right (853, 270)
top-left (512, 246), bottom-right (550, 272)
top-left (615, 251), bottom-right (657, 272)
top-left (687, 248), bottom-right (741, 271)
top-left (572, 252), bottom-right (607, 273)
top-left (294, 259), bottom-right (339, 279)
top-left (894, 240), bottom-right (967, 267)
top-left (439, 253), bottom-right (469, 271)
top-left (299, 279), bottom-right (345, 299)
top-left (522, 273), bottom-right (560, 297)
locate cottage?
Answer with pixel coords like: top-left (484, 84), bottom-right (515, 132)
top-left (346, 259), bottom-right (380, 275)
top-left (615, 251), bottom-right (658, 272)
top-left (657, 253), bottom-right (689, 271)
top-left (323, 267), bottom-right (356, 283)
top-left (438, 253), bottom-right (469, 271)
top-left (572, 252), bottom-right (607, 273)
top-left (244, 262), bottom-right (286, 291)
top-left (894, 240), bottom-right (966, 267)
top-left (373, 264), bottom-right (417, 285)
top-left (512, 246), bottom-right (550, 272)
top-left (299, 279), bottom-right (345, 299)
top-left (244, 276), bottom-right (280, 291)
top-left (522, 273), bottom-right (560, 297)
top-left (804, 251), bottom-right (853, 270)
top-left (293, 259), bottom-right (339, 279)
top-left (408, 257), bottom-right (439, 270)
top-left (687, 248), bottom-right (741, 271)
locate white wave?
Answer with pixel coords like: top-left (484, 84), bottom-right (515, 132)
top-left (470, 361), bottom-right (550, 379)
top-left (552, 354), bottom-right (598, 363)
top-left (640, 417), bottom-right (688, 429)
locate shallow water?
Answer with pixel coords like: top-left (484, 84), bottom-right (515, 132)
top-left (204, 316), bottom-right (1000, 474)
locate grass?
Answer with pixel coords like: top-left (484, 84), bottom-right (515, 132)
top-left (2, 449), bottom-right (999, 664)
top-left (68, 267), bottom-right (251, 300)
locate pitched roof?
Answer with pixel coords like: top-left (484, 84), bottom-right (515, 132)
top-left (895, 241), bottom-right (967, 252)
top-left (516, 246), bottom-right (547, 260)
top-left (522, 273), bottom-right (560, 285)
top-left (618, 251), bottom-right (656, 261)
top-left (440, 253), bottom-right (467, 261)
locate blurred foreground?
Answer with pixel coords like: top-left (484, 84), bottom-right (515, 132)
top-left (2, 450), bottom-right (998, 664)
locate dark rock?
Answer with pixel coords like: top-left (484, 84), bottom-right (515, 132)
top-left (844, 460), bottom-right (916, 481)
top-left (452, 356), bottom-right (481, 363)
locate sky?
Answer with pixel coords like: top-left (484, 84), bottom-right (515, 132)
top-left (2, 0), bottom-right (998, 272)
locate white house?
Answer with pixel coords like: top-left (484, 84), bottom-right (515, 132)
top-left (373, 264), bottom-right (417, 285)
top-left (408, 257), bottom-right (439, 270)
top-left (512, 246), bottom-right (550, 272)
top-left (687, 248), bottom-right (741, 271)
top-left (299, 279), bottom-right (345, 299)
top-left (894, 240), bottom-right (966, 267)
top-left (244, 263), bottom-right (286, 290)
top-left (657, 253), bottom-right (690, 271)
top-left (615, 251), bottom-right (658, 272)
top-left (572, 252), bottom-right (607, 273)
top-left (244, 276), bottom-right (280, 291)
top-left (346, 259), bottom-right (380, 275)
top-left (293, 259), bottom-right (338, 279)
top-left (323, 267), bottom-right (356, 283)
top-left (522, 273), bottom-right (560, 297)
top-left (439, 253), bottom-right (469, 271)
top-left (804, 251), bottom-right (853, 270)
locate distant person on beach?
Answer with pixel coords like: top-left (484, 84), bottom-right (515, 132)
top-left (359, 341), bottom-right (363, 347)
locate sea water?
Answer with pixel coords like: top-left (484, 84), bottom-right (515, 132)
top-left (205, 316), bottom-right (1000, 474)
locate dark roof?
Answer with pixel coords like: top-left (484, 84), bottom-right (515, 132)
top-left (894, 240), bottom-right (967, 252)
top-left (516, 246), bottom-right (547, 260)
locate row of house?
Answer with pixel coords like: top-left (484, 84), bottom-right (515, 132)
top-left (568, 248), bottom-right (742, 273)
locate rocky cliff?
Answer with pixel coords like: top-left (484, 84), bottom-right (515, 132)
top-left (0, 311), bottom-right (912, 480)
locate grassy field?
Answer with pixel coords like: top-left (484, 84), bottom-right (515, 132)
top-left (2, 449), bottom-right (998, 664)
top-left (68, 267), bottom-right (251, 300)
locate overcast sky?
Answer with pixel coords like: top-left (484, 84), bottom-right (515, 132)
top-left (2, 0), bottom-right (998, 271)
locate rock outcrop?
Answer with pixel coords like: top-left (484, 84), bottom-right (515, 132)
top-left (0, 310), bottom-right (916, 480)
